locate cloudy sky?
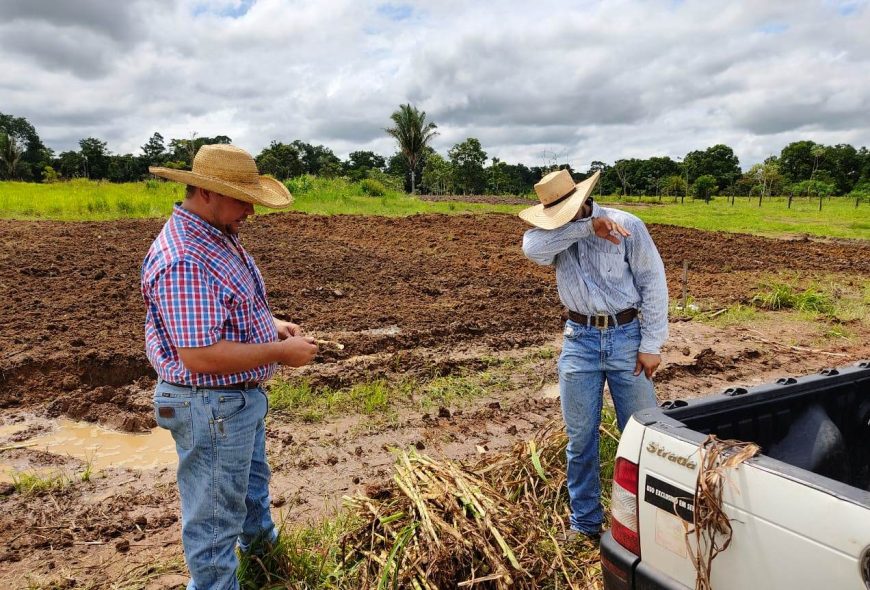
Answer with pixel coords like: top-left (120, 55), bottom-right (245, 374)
top-left (1, 0), bottom-right (868, 170)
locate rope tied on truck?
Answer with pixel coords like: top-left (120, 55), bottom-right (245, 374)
top-left (686, 435), bottom-right (760, 590)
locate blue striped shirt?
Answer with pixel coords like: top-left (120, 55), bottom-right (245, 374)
top-left (522, 202), bottom-right (669, 354)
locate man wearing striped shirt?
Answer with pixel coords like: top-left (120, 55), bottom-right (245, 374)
top-left (142, 145), bottom-right (318, 589)
top-left (519, 169), bottom-right (668, 541)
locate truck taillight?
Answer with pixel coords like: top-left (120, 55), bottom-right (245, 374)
top-left (611, 457), bottom-right (640, 556)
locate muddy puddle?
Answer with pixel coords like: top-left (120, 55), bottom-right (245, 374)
top-left (0, 422), bottom-right (29, 439)
top-left (0, 418), bottom-right (176, 482)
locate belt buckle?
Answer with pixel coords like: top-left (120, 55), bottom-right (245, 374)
top-left (592, 314), bottom-right (609, 330)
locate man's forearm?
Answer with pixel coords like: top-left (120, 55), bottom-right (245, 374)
top-left (522, 221), bottom-right (593, 265)
top-left (178, 340), bottom-right (283, 375)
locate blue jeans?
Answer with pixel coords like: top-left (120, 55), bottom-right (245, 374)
top-left (558, 318), bottom-right (656, 535)
top-left (154, 381), bottom-right (277, 590)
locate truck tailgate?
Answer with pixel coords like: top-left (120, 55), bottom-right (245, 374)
top-left (637, 426), bottom-right (870, 590)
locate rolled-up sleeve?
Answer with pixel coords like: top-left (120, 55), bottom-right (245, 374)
top-left (624, 221), bottom-right (669, 354)
top-left (149, 260), bottom-right (229, 348)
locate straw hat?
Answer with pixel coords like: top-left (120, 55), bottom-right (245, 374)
top-left (148, 144), bottom-right (292, 208)
top-left (518, 169), bottom-right (600, 229)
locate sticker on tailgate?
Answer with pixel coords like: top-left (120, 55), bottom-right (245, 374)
top-left (644, 475), bottom-right (695, 523)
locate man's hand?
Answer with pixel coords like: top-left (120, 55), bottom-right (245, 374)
top-left (276, 336), bottom-right (318, 367)
top-left (274, 318), bottom-right (302, 340)
top-left (592, 217), bottom-right (631, 245)
top-left (634, 352), bottom-right (661, 379)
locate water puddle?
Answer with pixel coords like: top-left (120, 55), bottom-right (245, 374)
top-left (0, 419), bottom-right (177, 482)
top-left (0, 422), bottom-right (29, 438)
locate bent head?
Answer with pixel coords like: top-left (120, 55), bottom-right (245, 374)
top-left (186, 185), bottom-right (255, 235)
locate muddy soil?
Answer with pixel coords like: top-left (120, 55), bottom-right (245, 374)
top-left (2, 212), bottom-right (868, 428)
top-left (0, 212), bottom-right (868, 587)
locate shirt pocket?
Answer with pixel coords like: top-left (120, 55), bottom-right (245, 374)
top-left (153, 397), bottom-right (193, 450)
top-left (587, 238), bottom-right (627, 274)
top-left (582, 248), bottom-right (626, 281)
top-left (224, 295), bottom-right (255, 341)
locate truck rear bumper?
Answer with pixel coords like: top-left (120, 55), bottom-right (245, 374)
top-left (601, 531), bottom-right (691, 590)
top-left (601, 530), bottom-right (638, 590)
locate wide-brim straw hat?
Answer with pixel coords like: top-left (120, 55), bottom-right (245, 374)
top-left (148, 144), bottom-right (292, 208)
top-left (518, 169), bottom-right (600, 229)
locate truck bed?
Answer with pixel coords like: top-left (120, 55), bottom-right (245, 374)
top-left (660, 361), bottom-right (870, 492)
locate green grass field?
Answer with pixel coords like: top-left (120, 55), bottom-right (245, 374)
top-left (0, 177), bottom-right (517, 220)
top-left (1, 179), bottom-right (867, 239)
top-left (601, 194), bottom-right (869, 240)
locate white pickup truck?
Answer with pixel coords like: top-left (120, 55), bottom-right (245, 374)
top-left (601, 361), bottom-right (870, 590)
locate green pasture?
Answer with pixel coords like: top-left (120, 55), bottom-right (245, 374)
top-left (1, 179), bottom-right (868, 239)
top-left (600, 194), bottom-right (869, 240)
top-left (0, 177), bottom-right (517, 220)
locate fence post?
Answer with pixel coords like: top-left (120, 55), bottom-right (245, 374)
top-left (758, 194), bottom-right (762, 207)
top-left (681, 194), bottom-right (685, 204)
top-left (819, 194), bottom-right (823, 211)
top-left (682, 260), bottom-right (689, 310)
top-left (788, 193), bottom-right (793, 209)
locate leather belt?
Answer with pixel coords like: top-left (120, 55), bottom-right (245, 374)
top-left (566, 308), bottom-right (638, 329)
top-left (163, 380), bottom-right (261, 391)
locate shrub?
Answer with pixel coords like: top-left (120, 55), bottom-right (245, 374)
top-left (42, 165), bottom-right (59, 183)
top-left (359, 178), bottom-right (386, 197)
top-left (692, 175), bottom-right (718, 200)
top-left (365, 168), bottom-right (404, 192)
top-left (284, 175), bottom-right (314, 195)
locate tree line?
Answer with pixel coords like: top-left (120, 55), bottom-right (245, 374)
top-left (2, 109), bottom-right (869, 199)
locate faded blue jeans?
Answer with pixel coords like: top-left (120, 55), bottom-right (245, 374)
top-left (558, 318), bottom-right (656, 535)
top-left (154, 381), bottom-right (277, 590)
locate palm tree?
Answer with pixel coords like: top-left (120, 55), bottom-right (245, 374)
top-left (385, 104), bottom-right (438, 194)
top-left (0, 132), bottom-right (23, 180)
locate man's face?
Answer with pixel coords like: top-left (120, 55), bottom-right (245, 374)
top-left (205, 191), bottom-right (255, 235)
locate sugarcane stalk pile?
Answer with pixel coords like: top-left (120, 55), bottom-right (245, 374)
top-left (343, 418), bottom-right (619, 589)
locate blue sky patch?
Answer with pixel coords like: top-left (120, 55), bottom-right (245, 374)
top-left (824, 0), bottom-right (866, 16)
top-left (377, 3), bottom-right (414, 21)
top-left (759, 22), bottom-right (789, 34)
top-left (193, 1), bottom-right (255, 19)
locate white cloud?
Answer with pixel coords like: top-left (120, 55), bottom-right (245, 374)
top-left (0, 0), bottom-right (867, 168)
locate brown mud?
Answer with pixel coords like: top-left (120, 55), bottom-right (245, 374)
top-left (2, 212), bottom-right (867, 428)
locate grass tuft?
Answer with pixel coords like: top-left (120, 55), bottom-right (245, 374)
top-left (751, 282), bottom-right (834, 314)
top-left (238, 515), bottom-right (363, 590)
top-left (11, 471), bottom-right (69, 495)
top-left (268, 372), bottom-right (509, 423)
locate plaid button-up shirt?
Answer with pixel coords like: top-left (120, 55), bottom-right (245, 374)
top-left (141, 205), bottom-right (279, 386)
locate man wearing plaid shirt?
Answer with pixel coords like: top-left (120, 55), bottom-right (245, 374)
top-left (142, 145), bottom-right (317, 589)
